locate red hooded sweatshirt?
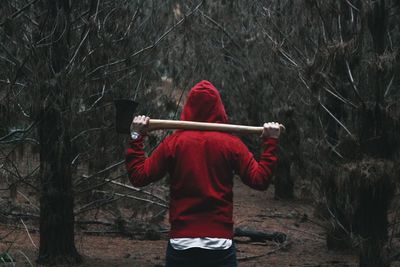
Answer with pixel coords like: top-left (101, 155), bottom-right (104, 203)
top-left (125, 80), bottom-right (278, 239)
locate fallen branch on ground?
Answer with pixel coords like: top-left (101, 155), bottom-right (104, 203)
top-left (234, 227), bottom-right (287, 243)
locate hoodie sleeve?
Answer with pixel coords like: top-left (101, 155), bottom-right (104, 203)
top-left (125, 137), bottom-right (170, 187)
top-left (234, 138), bottom-right (279, 190)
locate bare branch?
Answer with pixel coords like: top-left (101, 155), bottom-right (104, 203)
top-left (262, 30), bottom-right (299, 68)
top-left (86, 84), bottom-right (106, 111)
top-left (66, 29), bottom-right (90, 71)
top-left (323, 86), bottom-right (357, 108)
top-left (346, 0), bottom-right (360, 12)
top-left (20, 219), bottom-right (38, 250)
top-left (384, 75), bottom-right (395, 98)
top-left (345, 60), bottom-right (363, 102)
top-left (71, 127), bottom-right (103, 142)
top-left (75, 160), bottom-right (125, 186)
top-left (18, 191), bottom-right (39, 212)
top-left (0, 121), bottom-right (37, 142)
top-left (0, 0), bottom-right (41, 27)
top-left (95, 190), bottom-right (168, 208)
top-left (319, 102), bottom-right (354, 138)
top-left (105, 179), bottom-right (167, 204)
top-left (198, 11), bottom-right (241, 50)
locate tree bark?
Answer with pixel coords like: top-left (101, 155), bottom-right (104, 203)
top-left (37, 107), bottom-right (81, 265)
top-left (36, 0), bottom-right (81, 264)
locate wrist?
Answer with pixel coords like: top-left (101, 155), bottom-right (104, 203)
top-left (130, 131), bottom-right (141, 140)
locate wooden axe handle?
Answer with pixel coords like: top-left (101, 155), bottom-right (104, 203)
top-left (148, 119), bottom-right (285, 135)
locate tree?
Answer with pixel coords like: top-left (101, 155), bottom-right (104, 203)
top-left (34, 0), bottom-right (81, 264)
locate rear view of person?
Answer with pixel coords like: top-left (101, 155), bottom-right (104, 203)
top-left (125, 80), bottom-right (281, 267)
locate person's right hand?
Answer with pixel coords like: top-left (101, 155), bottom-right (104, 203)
top-left (130, 115), bottom-right (150, 135)
top-left (261, 122), bottom-right (281, 139)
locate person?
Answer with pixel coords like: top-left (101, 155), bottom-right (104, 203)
top-left (125, 80), bottom-right (281, 267)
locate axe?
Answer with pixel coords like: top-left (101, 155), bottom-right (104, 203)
top-left (114, 99), bottom-right (285, 135)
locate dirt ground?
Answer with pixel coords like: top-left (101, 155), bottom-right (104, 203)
top-left (1, 179), bottom-right (399, 267)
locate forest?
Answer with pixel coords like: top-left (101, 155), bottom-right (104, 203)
top-left (0, 0), bottom-right (399, 266)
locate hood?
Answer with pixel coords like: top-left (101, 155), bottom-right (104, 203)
top-left (180, 80), bottom-right (228, 123)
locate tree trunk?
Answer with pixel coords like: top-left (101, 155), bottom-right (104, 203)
top-left (36, 0), bottom-right (81, 264)
top-left (274, 109), bottom-right (299, 199)
top-left (37, 107), bottom-right (81, 265)
top-left (274, 155), bottom-right (294, 199)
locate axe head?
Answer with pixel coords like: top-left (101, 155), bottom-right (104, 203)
top-left (114, 99), bottom-right (138, 134)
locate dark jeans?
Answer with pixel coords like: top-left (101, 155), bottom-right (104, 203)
top-left (165, 241), bottom-right (238, 267)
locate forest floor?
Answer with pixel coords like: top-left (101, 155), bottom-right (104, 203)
top-left (1, 178), bottom-right (399, 267)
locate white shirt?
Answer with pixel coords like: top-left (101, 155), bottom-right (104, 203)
top-left (170, 238), bottom-right (232, 250)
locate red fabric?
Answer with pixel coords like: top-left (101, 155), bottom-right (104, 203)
top-left (125, 80), bottom-right (278, 239)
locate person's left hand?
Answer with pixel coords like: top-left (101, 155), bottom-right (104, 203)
top-left (130, 115), bottom-right (150, 135)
